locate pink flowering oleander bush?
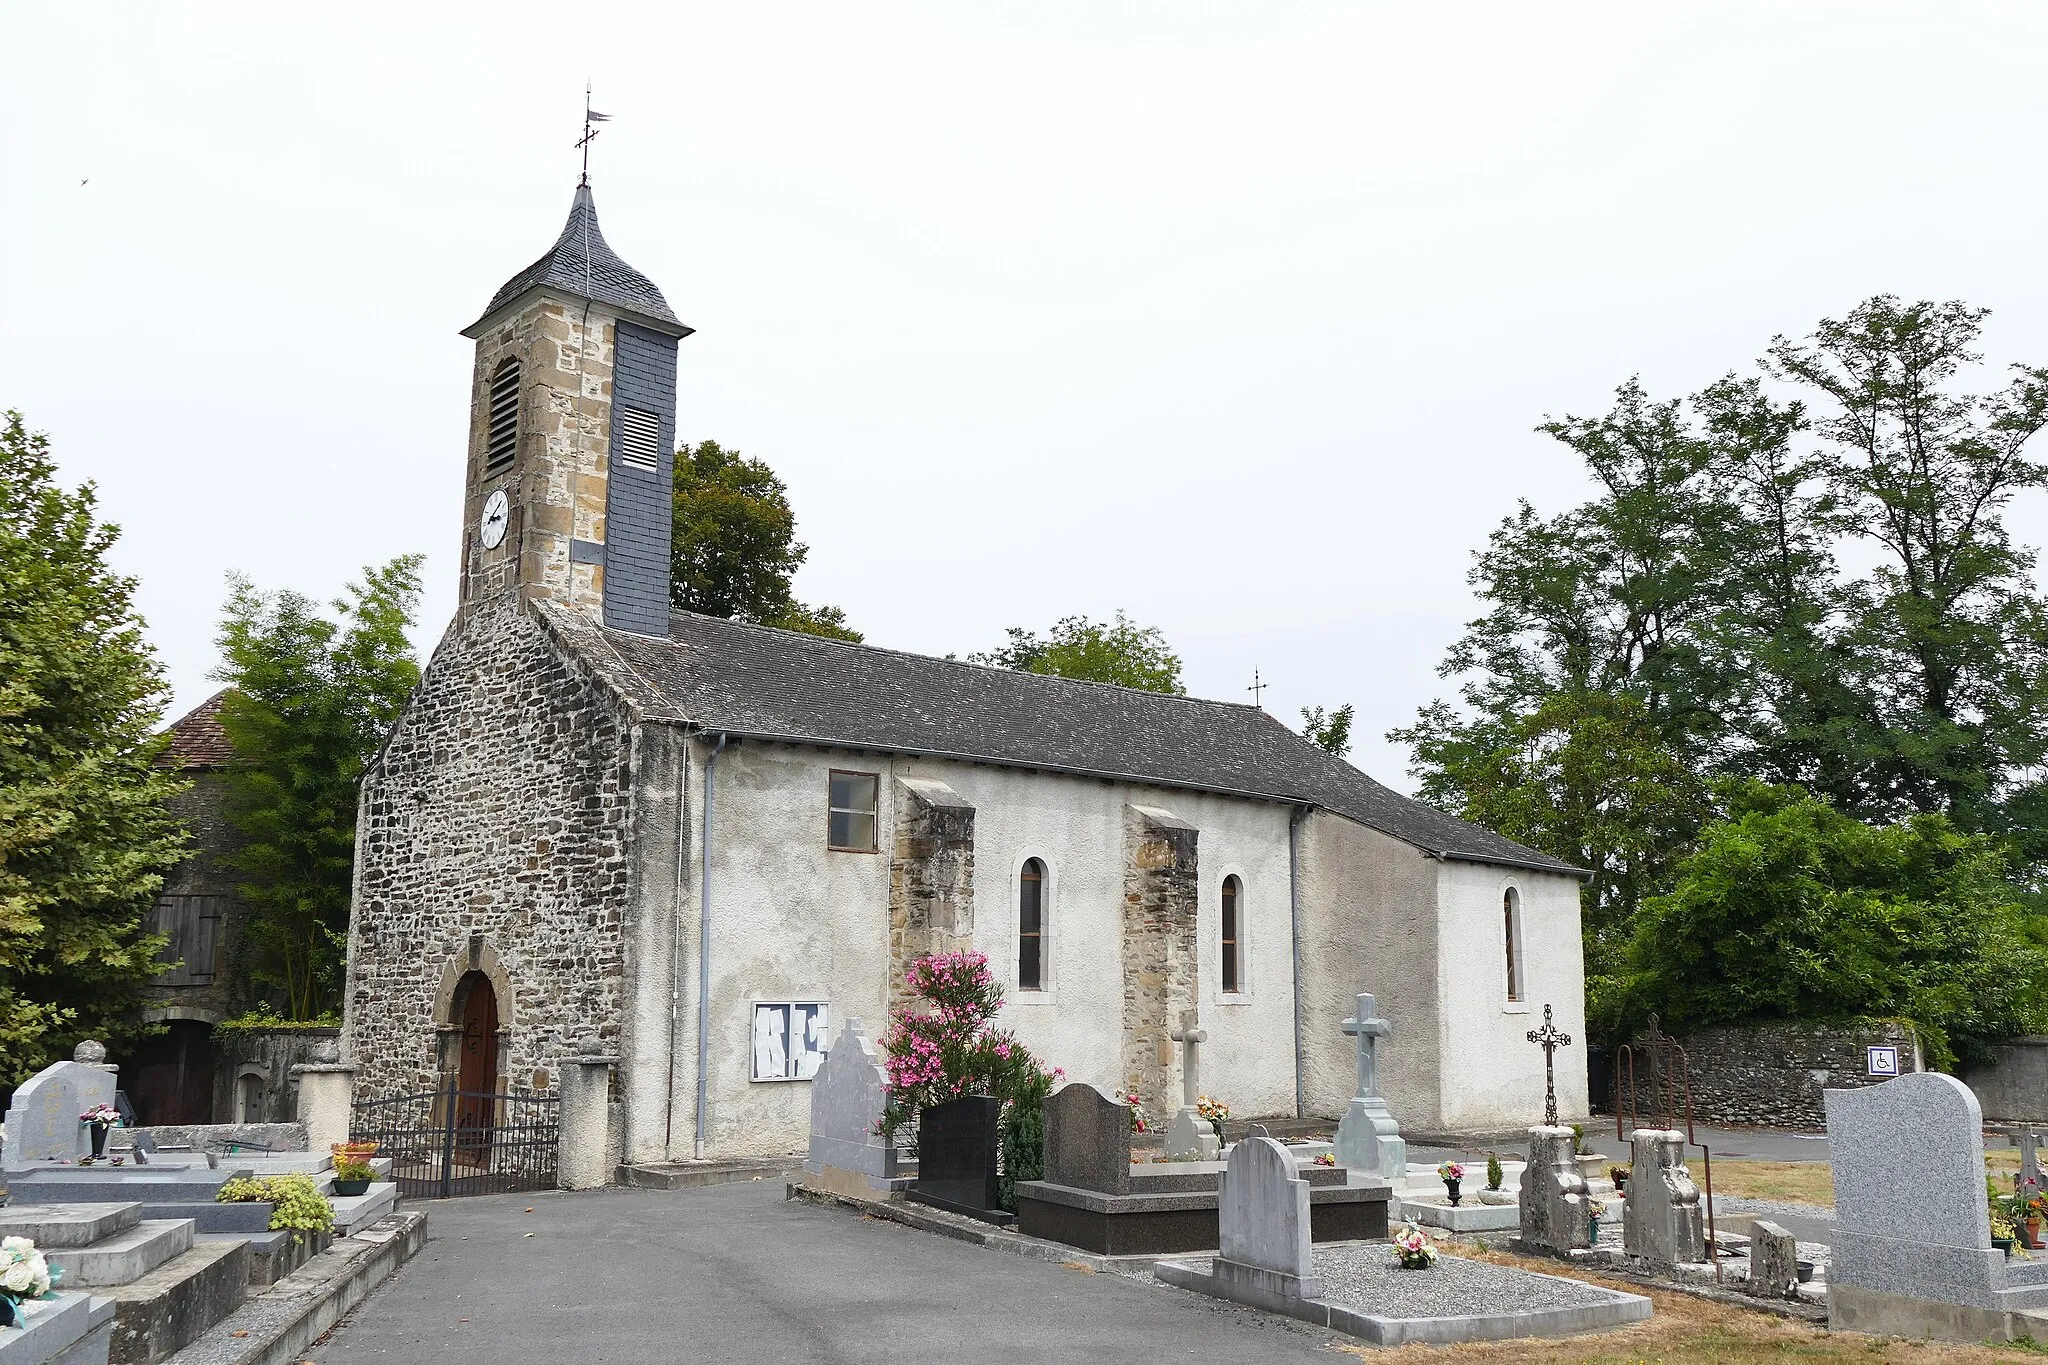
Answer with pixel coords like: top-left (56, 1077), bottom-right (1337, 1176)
top-left (878, 951), bottom-right (1058, 1136)
top-left (877, 951), bottom-right (1062, 1213)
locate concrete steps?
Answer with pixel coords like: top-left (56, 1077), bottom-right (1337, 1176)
top-left (329, 1184), bottom-right (396, 1235)
top-left (51, 1222), bottom-right (194, 1289)
top-left (617, 1159), bottom-right (800, 1190)
top-left (0, 1205), bottom-right (141, 1250)
top-left (101, 1241), bottom-right (247, 1365)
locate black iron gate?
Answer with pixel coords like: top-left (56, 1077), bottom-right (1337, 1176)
top-left (350, 1080), bottom-right (558, 1198)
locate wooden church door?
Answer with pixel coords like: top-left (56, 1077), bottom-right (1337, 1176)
top-left (454, 971), bottom-right (499, 1167)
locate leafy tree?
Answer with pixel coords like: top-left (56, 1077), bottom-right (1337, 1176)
top-left (972, 611), bottom-right (1185, 694)
top-left (1617, 781), bottom-right (2048, 1069)
top-left (212, 557), bottom-right (423, 1020)
top-left (0, 412), bottom-right (184, 1079)
top-left (1300, 704), bottom-right (1355, 757)
top-left (670, 440), bottom-right (859, 642)
top-left (1768, 298), bottom-right (2048, 835)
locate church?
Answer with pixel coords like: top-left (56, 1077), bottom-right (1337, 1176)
top-left (341, 177), bottom-right (1590, 1169)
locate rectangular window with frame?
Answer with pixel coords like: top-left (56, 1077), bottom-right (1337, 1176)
top-left (828, 771), bottom-right (879, 851)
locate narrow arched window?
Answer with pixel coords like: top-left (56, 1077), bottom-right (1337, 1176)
top-left (1221, 876), bottom-right (1243, 994)
top-left (485, 358), bottom-right (521, 473)
top-left (1503, 887), bottom-right (1524, 1003)
top-left (1018, 859), bottom-right (1046, 991)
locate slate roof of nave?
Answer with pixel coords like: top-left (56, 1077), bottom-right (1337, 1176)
top-left (158, 689), bottom-right (235, 770)
top-left (550, 605), bottom-right (1584, 876)
top-left (464, 184), bottom-right (690, 339)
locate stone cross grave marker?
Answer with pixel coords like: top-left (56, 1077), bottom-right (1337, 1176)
top-left (1518, 1124), bottom-right (1592, 1253)
top-left (1043, 1084), bottom-right (1132, 1195)
top-left (2, 1051), bottom-right (116, 1170)
top-left (803, 1017), bottom-right (904, 1197)
top-left (1164, 1009), bottom-right (1221, 1160)
top-left (1525, 1003), bottom-right (1572, 1128)
top-left (1215, 1134), bottom-right (1321, 1305)
top-left (1334, 992), bottom-right (1406, 1178)
top-left (2018, 1130), bottom-right (2044, 1198)
top-left (1621, 1128), bottom-right (1704, 1270)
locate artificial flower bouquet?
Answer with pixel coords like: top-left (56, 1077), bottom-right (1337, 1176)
top-left (0, 1238), bottom-right (56, 1328)
top-left (1391, 1219), bottom-right (1437, 1270)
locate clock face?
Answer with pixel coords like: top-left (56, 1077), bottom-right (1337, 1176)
top-left (479, 489), bottom-right (510, 550)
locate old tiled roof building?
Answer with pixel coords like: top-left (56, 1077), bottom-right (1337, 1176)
top-left (343, 180), bottom-right (1591, 1166)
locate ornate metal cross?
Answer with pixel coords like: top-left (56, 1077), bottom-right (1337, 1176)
top-left (1340, 992), bottom-right (1391, 1099)
top-left (1169, 1009), bottom-right (1207, 1108)
top-left (1526, 1002), bottom-right (1573, 1128)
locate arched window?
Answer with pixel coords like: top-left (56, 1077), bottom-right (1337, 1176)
top-left (1221, 876), bottom-right (1244, 994)
top-left (485, 358), bottom-right (521, 473)
top-left (1018, 859), bottom-right (1046, 991)
top-left (1503, 887), bottom-right (1524, 1003)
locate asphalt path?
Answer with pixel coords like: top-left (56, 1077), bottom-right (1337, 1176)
top-left (319, 1182), bottom-right (1353, 1363)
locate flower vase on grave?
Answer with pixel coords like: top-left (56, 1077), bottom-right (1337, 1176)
top-left (2029, 1215), bottom-right (2044, 1250)
top-left (89, 1124), bottom-right (106, 1159)
top-left (1445, 1177), bottom-right (1461, 1207)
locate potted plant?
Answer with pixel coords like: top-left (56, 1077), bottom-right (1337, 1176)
top-left (1391, 1219), bottom-right (1437, 1270)
top-left (332, 1140), bottom-right (379, 1162)
top-left (78, 1105), bottom-right (120, 1160)
top-left (1993, 1208), bottom-right (2019, 1259)
top-left (1437, 1160), bottom-right (1465, 1207)
top-left (2027, 1193), bottom-right (2048, 1250)
top-left (1588, 1197), bottom-right (1608, 1241)
top-left (330, 1157), bottom-right (375, 1198)
top-left (1486, 1151), bottom-right (1504, 1192)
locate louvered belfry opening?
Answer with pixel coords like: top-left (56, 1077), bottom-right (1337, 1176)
top-left (616, 406), bottom-right (660, 472)
top-left (485, 358), bottom-right (521, 473)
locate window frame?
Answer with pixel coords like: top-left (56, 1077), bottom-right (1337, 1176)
top-left (1220, 874), bottom-right (1244, 995)
top-left (1017, 857), bottom-right (1047, 992)
top-left (1503, 885), bottom-right (1527, 1007)
top-left (826, 769), bottom-right (880, 853)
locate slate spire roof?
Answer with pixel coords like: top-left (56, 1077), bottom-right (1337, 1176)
top-left (463, 184), bottom-right (691, 339)
top-left (542, 604), bottom-right (1586, 877)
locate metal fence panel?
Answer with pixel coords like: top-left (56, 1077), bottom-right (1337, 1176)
top-left (350, 1080), bottom-right (559, 1198)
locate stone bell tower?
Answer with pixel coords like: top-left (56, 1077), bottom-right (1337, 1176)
top-left (457, 182), bottom-right (691, 635)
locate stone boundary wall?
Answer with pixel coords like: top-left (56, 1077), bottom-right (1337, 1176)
top-left (1643, 1022), bottom-right (1922, 1130)
top-left (1962, 1037), bottom-right (2048, 1123)
top-left (213, 1027), bottom-right (341, 1125)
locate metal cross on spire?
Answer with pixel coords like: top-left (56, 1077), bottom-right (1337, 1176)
top-left (575, 84), bottom-right (612, 186)
top-left (1526, 1002), bottom-right (1573, 1128)
top-left (1246, 670), bottom-right (1268, 708)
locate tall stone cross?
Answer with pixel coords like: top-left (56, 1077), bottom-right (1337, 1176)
top-left (1169, 1009), bottom-right (1207, 1108)
top-left (1339, 993), bottom-right (1391, 1099)
top-left (1526, 1002), bottom-right (1573, 1128)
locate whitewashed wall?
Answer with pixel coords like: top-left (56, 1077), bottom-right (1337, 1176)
top-left (1432, 859), bottom-right (1588, 1131)
top-left (675, 739), bottom-right (1300, 1159)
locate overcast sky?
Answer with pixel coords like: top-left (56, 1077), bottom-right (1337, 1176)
top-left (7, 2), bottom-right (2048, 789)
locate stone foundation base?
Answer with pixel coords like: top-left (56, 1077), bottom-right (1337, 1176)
top-left (1829, 1284), bottom-right (2048, 1343)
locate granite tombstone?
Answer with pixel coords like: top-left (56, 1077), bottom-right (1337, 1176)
top-left (803, 1017), bottom-right (907, 1198)
top-left (1214, 1134), bottom-right (1321, 1307)
top-left (908, 1094), bottom-right (1009, 1225)
top-left (1043, 1084), bottom-right (1132, 1195)
top-left (3, 1053), bottom-right (117, 1170)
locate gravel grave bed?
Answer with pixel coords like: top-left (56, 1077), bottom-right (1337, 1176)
top-left (1711, 1195), bottom-right (1836, 1221)
top-left (1168, 1248), bottom-right (1622, 1318)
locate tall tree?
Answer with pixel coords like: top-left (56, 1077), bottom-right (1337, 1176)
top-left (0, 412), bottom-right (185, 1079)
top-left (972, 612), bottom-right (1185, 694)
top-left (1300, 704), bottom-right (1355, 757)
top-left (213, 557), bottom-right (423, 1020)
top-left (670, 440), bottom-right (861, 641)
top-left (1769, 298), bottom-right (2048, 834)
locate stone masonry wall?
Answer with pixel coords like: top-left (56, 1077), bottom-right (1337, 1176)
top-left (1121, 804), bottom-right (1199, 1122)
top-left (1646, 1021), bottom-right (1922, 1129)
top-left (144, 771), bottom-right (248, 1022)
top-left (343, 597), bottom-right (635, 1100)
top-left (887, 777), bottom-right (977, 1013)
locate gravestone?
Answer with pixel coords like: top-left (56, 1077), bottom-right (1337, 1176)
top-left (1826, 1072), bottom-right (2048, 1340)
top-left (1621, 1128), bottom-right (1703, 1269)
top-left (1334, 992), bottom-right (1407, 1178)
top-left (1163, 1011), bottom-right (1221, 1161)
top-left (1517, 1126), bottom-right (1591, 1254)
top-left (3, 1052), bottom-right (117, 1170)
top-left (908, 1094), bottom-right (1008, 1225)
top-left (803, 1017), bottom-right (906, 1198)
top-left (1214, 1134), bottom-right (1320, 1306)
top-left (1043, 1084), bottom-right (1132, 1195)
top-left (1746, 1219), bottom-right (1798, 1299)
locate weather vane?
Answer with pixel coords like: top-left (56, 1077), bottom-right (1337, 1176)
top-left (575, 83), bottom-right (611, 186)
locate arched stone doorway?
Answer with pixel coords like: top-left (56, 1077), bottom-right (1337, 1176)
top-left (451, 969), bottom-right (500, 1165)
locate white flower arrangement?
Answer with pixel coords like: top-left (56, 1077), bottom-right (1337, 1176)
top-left (0, 1237), bottom-right (55, 1327)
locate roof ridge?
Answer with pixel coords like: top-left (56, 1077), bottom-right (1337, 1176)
top-left (649, 608), bottom-right (1266, 712)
